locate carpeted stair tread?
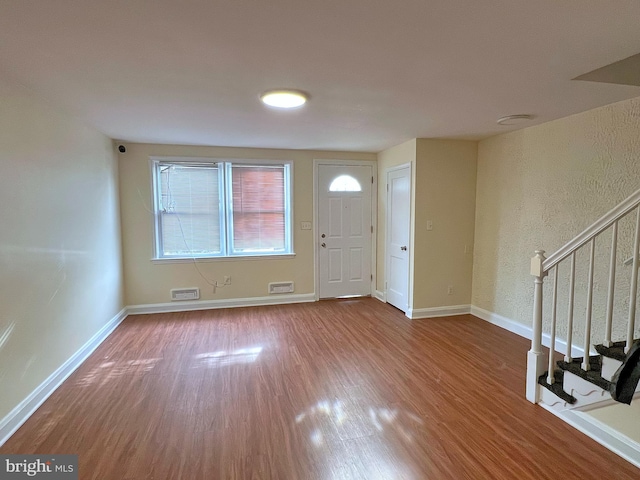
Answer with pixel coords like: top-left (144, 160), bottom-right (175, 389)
top-left (538, 369), bottom-right (576, 404)
top-left (595, 341), bottom-right (627, 362)
top-left (557, 356), bottom-right (611, 391)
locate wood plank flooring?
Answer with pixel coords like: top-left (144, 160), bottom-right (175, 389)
top-left (2, 298), bottom-right (638, 479)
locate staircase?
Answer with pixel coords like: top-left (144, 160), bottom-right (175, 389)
top-left (537, 339), bottom-right (640, 409)
top-left (527, 188), bottom-right (640, 467)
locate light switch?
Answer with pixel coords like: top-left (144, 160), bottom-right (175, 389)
top-left (301, 221), bottom-right (312, 230)
top-left (427, 220), bottom-right (433, 231)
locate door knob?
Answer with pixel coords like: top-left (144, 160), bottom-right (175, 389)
top-left (401, 246), bottom-right (407, 251)
top-left (321, 233), bottom-right (326, 238)
top-left (321, 243), bottom-right (326, 248)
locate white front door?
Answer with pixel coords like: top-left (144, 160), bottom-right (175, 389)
top-left (386, 165), bottom-right (411, 312)
top-left (318, 164), bottom-right (373, 298)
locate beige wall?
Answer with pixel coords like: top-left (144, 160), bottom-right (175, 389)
top-left (473, 96), bottom-right (640, 340)
top-left (413, 139), bottom-right (477, 309)
top-left (118, 143), bottom-right (375, 305)
top-left (377, 139), bottom-right (477, 311)
top-left (376, 139), bottom-right (416, 295)
top-left (0, 79), bottom-right (124, 422)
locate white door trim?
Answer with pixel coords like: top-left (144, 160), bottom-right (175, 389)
top-left (313, 159), bottom-right (377, 301)
top-left (385, 162), bottom-right (413, 314)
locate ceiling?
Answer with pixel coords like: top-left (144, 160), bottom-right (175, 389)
top-left (1, 1), bottom-right (639, 153)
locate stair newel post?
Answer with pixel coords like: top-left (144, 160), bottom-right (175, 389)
top-left (547, 267), bottom-right (559, 385)
top-left (527, 250), bottom-right (546, 403)
top-left (582, 238), bottom-right (596, 371)
top-left (627, 207), bottom-right (640, 353)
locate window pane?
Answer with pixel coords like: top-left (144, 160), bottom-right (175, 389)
top-left (230, 164), bottom-right (286, 252)
top-left (159, 164), bottom-right (221, 256)
top-left (329, 175), bottom-right (361, 192)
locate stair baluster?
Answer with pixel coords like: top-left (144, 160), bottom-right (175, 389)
top-left (604, 221), bottom-right (618, 347)
top-left (547, 267), bottom-right (559, 384)
top-left (565, 252), bottom-right (575, 362)
top-left (627, 207), bottom-right (640, 353)
top-left (582, 238), bottom-right (596, 372)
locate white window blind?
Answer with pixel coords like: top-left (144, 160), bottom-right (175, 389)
top-left (158, 163), bottom-right (222, 257)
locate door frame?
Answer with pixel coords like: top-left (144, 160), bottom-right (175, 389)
top-left (313, 159), bottom-right (377, 301)
top-left (385, 162), bottom-right (413, 313)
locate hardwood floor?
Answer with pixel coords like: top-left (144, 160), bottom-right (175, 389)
top-left (2, 298), bottom-right (638, 479)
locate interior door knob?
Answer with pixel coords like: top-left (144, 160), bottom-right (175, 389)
top-left (321, 243), bottom-right (326, 248)
top-left (401, 246), bottom-right (407, 251)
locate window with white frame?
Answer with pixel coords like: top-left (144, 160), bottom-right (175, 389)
top-left (152, 158), bottom-right (293, 259)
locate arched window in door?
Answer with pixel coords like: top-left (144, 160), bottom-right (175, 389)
top-left (329, 175), bottom-right (362, 192)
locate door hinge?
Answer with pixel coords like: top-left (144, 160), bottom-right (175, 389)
top-left (371, 176), bottom-right (374, 184)
top-left (386, 183), bottom-right (389, 192)
top-left (371, 274), bottom-right (373, 281)
top-left (371, 225), bottom-right (373, 233)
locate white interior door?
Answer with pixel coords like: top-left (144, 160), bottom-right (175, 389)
top-left (318, 164), bottom-right (373, 298)
top-left (386, 165), bottom-right (411, 311)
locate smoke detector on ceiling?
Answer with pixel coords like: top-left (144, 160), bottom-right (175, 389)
top-left (497, 114), bottom-right (533, 126)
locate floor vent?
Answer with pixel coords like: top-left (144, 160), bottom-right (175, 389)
top-left (170, 288), bottom-right (200, 301)
top-left (268, 282), bottom-right (294, 294)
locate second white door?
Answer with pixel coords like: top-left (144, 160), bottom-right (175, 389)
top-left (386, 165), bottom-right (411, 312)
top-left (318, 164), bottom-right (373, 298)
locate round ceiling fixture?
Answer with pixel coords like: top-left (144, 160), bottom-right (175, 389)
top-left (497, 114), bottom-right (533, 126)
top-left (260, 90), bottom-right (308, 109)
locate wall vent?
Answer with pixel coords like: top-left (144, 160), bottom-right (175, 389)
top-left (170, 288), bottom-right (200, 301)
top-left (268, 282), bottom-right (294, 294)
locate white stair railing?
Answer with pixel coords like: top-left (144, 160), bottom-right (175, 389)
top-left (527, 188), bottom-right (640, 403)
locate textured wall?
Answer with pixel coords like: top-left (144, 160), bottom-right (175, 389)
top-left (473, 96), bottom-right (640, 345)
top-left (119, 143), bottom-right (375, 305)
top-left (0, 79), bottom-right (124, 422)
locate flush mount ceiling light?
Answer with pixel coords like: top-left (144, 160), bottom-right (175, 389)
top-left (260, 90), bottom-right (308, 109)
top-left (497, 114), bottom-right (533, 126)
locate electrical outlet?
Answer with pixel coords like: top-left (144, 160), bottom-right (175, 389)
top-left (447, 285), bottom-right (454, 295)
top-left (223, 276), bottom-right (231, 285)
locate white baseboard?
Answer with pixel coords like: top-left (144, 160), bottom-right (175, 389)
top-left (470, 305), bottom-right (585, 357)
top-left (540, 404), bottom-right (640, 469)
top-left (374, 290), bottom-right (386, 302)
top-left (408, 304), bottom-right (471, 319)
top-left (470, 305), bottom-right (532, 338)
top-left (0, 307), bottom-right (128, 447)
top-left (127, 293), bottom-right (316, 315)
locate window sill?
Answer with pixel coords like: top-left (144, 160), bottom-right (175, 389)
top-left (151, 253), bottom-right (296, 264)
